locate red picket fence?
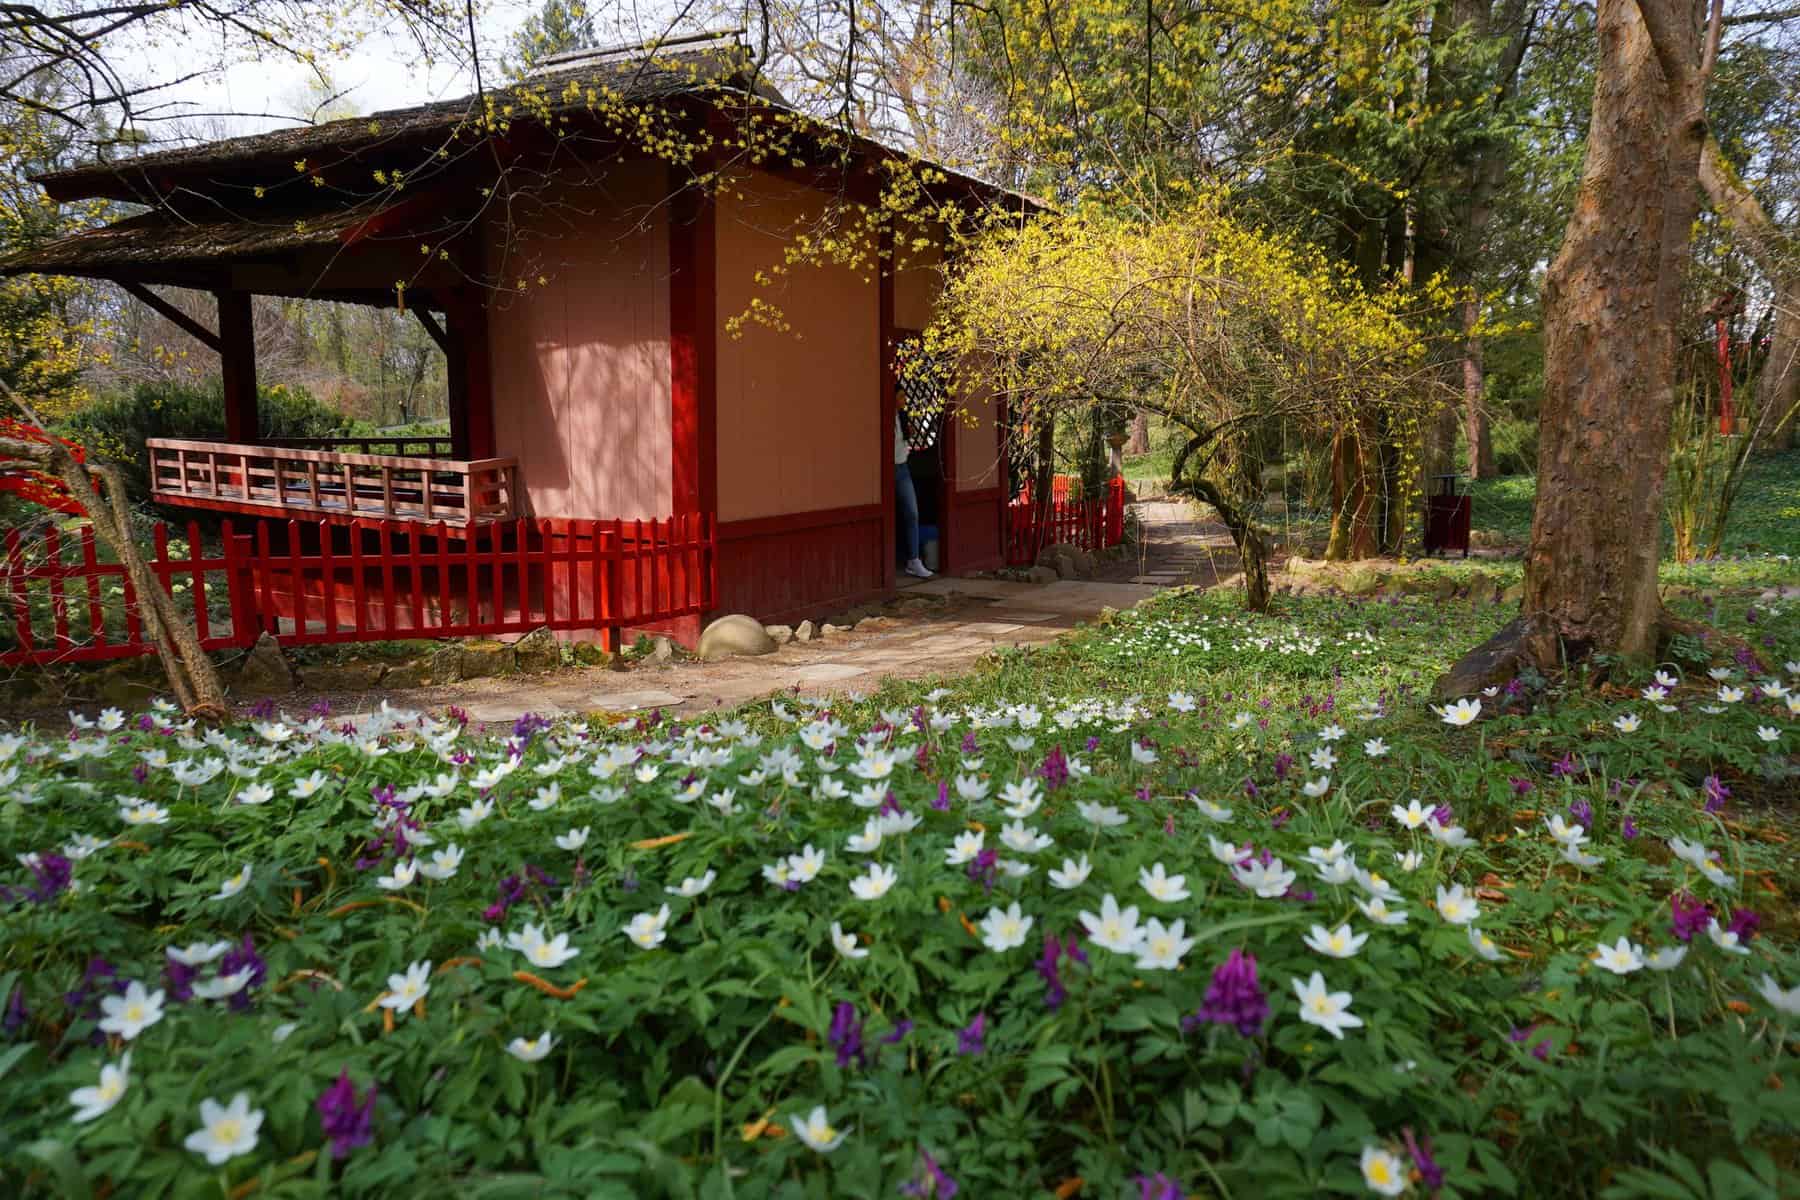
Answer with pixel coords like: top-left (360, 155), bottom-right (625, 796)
top-left (1004, 476), bottom-right (1127, 566)
top-left (1, 515), bottom-right (716, 668)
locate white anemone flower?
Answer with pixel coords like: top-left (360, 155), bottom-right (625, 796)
top-left (1435, 697), bottom-right (1482, 726)
top-left (978, 901), bottom-right (1034, 952)
top-left (1137, 862), bottom-right (1190, 902)
top-left (1292, 972), bottom-right (1364, 1039)
top-left (68, 1051), bottom-right (132, 1123)
top-left (1646, 946), bottom-right (1688, 971)
top-left (1467, 927), bottom-right (1505, 962)
top-left (849, 863), bottom-right (898, 901)
top-left (1361, 1145), bottom-right (1407, 1197)
top-left (1706, 918), bottom-right (1751, 956)
top-left (210, 864), bottom-right (252, 901)
top-left (1303, 923), bottom-right (1368, 960)
top-left (1593, 936), bottom-right (1645, 975)
top-left (622, 906), bottom-right (672, 950)
top-left (830, 921), bottom-right (868, 959)
top-left (376, 961), bottom-right (432, 1012)
top-left (506, 1032), bottom-right (556, 1062)
top-left (182, 1093), bottom-right (263, 1164)
top-left (1435, 884), bottom-right (1480, 926)
top-left (945, 830), bottom-right (985, 866)
top-left (96, 981), bottom-right (165, 1040)
top-left (1048, 855), bottom-right (1092, 890)
top-left (1233, 856), bottom-right (1297, 899)
top-left (1133, 918), bottom-right (1196, 970)
top-left (790, 1104), bottom-right (849, 1153)
top-left (1755, 974), bottom-right (1800, 1016)
top-left (666, 870), bottom-right (717, 898)
top-left (1077, 893), bottom-right (1144, 953)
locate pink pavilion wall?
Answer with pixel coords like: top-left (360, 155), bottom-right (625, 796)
top-left (711, 170), bottom-right (887, 620)
top-left (484, 160), bottom-right (672, 521)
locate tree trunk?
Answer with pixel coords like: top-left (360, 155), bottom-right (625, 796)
top-left (1327, 420), bottom-right (1380, 560)
top-left (1441, 0), bottom-right (1711, 691)
top-left (1125, 410), bottom-right (1150, 455)
top-left (1462, 297), bottom-right (1498, 476)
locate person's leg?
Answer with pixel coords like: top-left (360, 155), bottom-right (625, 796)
top-left (895, 462), bottom-right (921, 562)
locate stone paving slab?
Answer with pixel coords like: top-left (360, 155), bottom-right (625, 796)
top-left (583, 688), bottom-right (686, 712)
top-left (956, 621), bottom-right (1024, 636)
top-left (987, 610), bottom-right (1060, 622)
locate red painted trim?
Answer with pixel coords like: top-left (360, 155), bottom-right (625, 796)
top-left (878, 225), bottom-right (897, 591)
top-left (718, 502), bottom-right (885, 541)
top-left (669, 164), bottom-right (717, 519)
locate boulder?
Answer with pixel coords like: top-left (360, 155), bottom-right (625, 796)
top-left (794, 620), bottom-right (816, 643)
top-left (513, 627), bottom-right (562, 673)
top-left (1431, 616), bottom-right (1528, 700)
top-left (303, 660), bottom-right (386, 692)
top-left (381, 660), bottom-right (432, 689)
top-left (429, 645), bottom-right (464, 684)
top-left (459, 642), bottom-right (513, 679)
top-left (763, 624), bottom-right (795, 645)
top-left (570, 641), bottom-right (613, 667)
top-left (853, 615), bottom-right (899, 633)
top-left (819, 622), bottom-right (851, 639)
top-left (1024, 565), bottom-right (1059, 585)
top-left (698, 614), bottom-right (779, 661)
top-left (649, 636), bottom-right (674, 663)
top-left (232, 632), bottom-right (296, 699)
top-left (1463, 570), bottom-right (1497, 604)
top-left (1038, 541), bottom-right (1095, 578)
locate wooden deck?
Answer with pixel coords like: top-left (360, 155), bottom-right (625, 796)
top-left (146, 438), bottom-right (519, 527)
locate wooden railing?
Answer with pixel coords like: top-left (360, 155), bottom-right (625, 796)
top-left (262, 434), bottom-right (455, 457)
top-left (146, 438), bottom-right (518, 527)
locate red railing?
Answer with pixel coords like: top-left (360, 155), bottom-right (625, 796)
top-left (146, 438), bottom-right (519, 527)
top-left (1, 515), bottom-right (716, 667)
top-left (1004, 476), bottom-right (1127, 566)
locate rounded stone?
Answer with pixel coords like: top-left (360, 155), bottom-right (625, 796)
top-left (697, 613), bottom-right (779, 661)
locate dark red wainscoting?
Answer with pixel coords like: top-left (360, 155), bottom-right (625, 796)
top-left (714, 503), bottom-right (888, 624)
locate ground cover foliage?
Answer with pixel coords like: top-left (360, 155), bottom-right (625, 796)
top-left (2, 571), bottom-right (1798, 1198)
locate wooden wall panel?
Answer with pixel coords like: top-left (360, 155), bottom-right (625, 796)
top-left (714, 503), bottom-right (887, 623)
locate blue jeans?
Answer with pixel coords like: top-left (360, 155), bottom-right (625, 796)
top-left (895, 462), bottom-right (921, 561)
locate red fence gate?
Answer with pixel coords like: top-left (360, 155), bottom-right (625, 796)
top-left (1004, 476), bottom-right (1127, 566)
top-left (1, 515), bottom-right (716, 669)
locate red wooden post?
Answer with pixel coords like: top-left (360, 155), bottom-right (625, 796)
top-left (44, 525), bottom-right (71, 653)
top-left (436, 521), bottom-right (452, 632)
top-left (184, 521), bottom-right (211, 644)
top-left (669, 161), bottom-right (718, 523)
top-left (216, 290), bottom-right (259, 443)
top-left (351, 522), bottom-right (368, 636)
top-left (81, 527), bottom-right (106, 650)
top-left (380, 522), bottom-right (398, 636)
top-left (407, 524), bottom-right (425, 636)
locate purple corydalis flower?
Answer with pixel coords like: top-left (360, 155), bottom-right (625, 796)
top-left (1272, 753), bottom-right (1294, 781)
top-left (1702, 774), bottom-right (1731, 815)
top-left (1568, 798), bottom-right (1593, 828)
top-left (1136, 1174), bottom-right (1182, 1200)
top-left (1550, 752), bottom-right (1578, 778)
top-left (131, 763), bottom-right (148, 784)
top-left (24, 853), bottom-right (73, 903)
top-left (1184, 948), bottom-right (1268, 1038)
top-left (1402, 1128), bottom-right (1445, 1192)
top-left (164, 959), bottom-right (198, 1004)
top-left (3, 986), bottom-right (29, 1038)
top-left (1621, 816), bottom-right (1639, 840)
top-left (1037, 745), bottom-right (1069, 791)
top-left (956, 1012), bottom-right (986, 1056)
top-left (1727, 908), bottom-right (1760, 941)
top-left (960, 732), bottom-right (978, 754)
top-left (316, 1070), bottom-right (377, 1159)
top-left (967, 849), bottom-right (999, 894)
top-left (882, 1019), bottom-right (914, 1045)
top-left (932, 781), bottom-right (951, 812)
top-left (1085, 735), bottom-right (1100, 753)
top-left (1034, 933), bottom-right (1084, 1010)
top-left (829, 1002), bottom-right (867, 1069)
top-left (1509, 777), bottom-right (1533, 797)
top-left (1670, 892), bottom-right (1711, 943)
top-left (1269, 809), bottom-right (1292, 831)
top-left (219, 935), bottom-right (266, 1012)
top-left (900, 1147), bottom-right (959, 1198)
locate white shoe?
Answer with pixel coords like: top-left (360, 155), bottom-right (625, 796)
top-left (904, 558), bottom-right (934, 579)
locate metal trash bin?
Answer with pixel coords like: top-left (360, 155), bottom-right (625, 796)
top-left (1424, 473), bottom-right (1471, 557)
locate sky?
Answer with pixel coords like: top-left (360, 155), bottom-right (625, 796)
top-left (105, 0), bottom-right (709, 142)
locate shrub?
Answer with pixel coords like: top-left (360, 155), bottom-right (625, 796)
top-left (58, 380), bottom-right (355, 504)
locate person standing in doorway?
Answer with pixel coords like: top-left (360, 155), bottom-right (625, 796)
top-left (896, 411), bottom-right (933, 579)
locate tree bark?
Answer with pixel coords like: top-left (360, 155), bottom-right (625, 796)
top-left (1445, 0), bottom-right (1712, 687)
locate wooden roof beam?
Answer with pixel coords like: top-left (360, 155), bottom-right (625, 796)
top-left (117, 281), bottom-right (221, 353)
